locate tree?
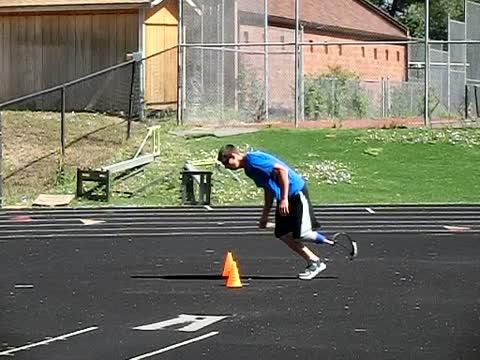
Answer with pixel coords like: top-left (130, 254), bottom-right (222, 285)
top-left (369, 0), bottom-right (470, 39)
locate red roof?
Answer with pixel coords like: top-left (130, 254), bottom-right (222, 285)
top-left (240, 0), bottom-right (408, 40)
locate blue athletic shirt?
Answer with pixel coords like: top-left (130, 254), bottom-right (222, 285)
top-left (244, 151), bottom-right (305, 200)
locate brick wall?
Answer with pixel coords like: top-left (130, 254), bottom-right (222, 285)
top-left (238, 24), bottom-right (407, 114)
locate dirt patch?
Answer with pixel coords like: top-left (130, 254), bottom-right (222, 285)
top-left (2, 111), bottom-right (148, 204)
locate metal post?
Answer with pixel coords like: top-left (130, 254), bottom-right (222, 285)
top-left (294, 0), bottom-right (300, 127)
top-left (424, 0), bottom-right (430, 126)
top-left (299, 24), bottom-right (304, 121)
top-left (200, 4), bottom-right (204, 94)
top-left (0, 111), bottom-right (3, 208)
top-left (447, 14), bottom-right (451, 116)
top-left (381, 77), bottom-right (385, 117)
top-left (127, 60), bottom-right (136, 140)
top-left (465, 0), bottom-right (468, 76)
top-left (182, 22), bottom-right (187, 123)
top-left (60, 86), bottom-right (66, 159)
top-left (386, 76), bottom-right (391, 117)
top-left (464, 0), bottom-right (468, 121)
top-left (176, 0), bottom-right (184, 126)
top-left (410, 84), bottom-right (414, 114)
top-left (476, 85), bottom-right (480, 118)
top-left (138, 8), bottom-right (146, 121)
top-left (221, 0), bottom-right (225, 123)
top-left (465, 84), bottom-right (469, 119)
top-left (264, 0), bottom-right (269, 122)
top-left (234, 0), bottom-right (239, 112)
top-left (216, 4), bottom-right (221, 121)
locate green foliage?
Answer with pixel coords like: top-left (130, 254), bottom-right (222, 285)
top-left (304, 66), bottom-right (368, 120)
top-left (237, 63), bottom-right (265, 122)
top-left (401, 0), bottom-right (464, 39)
top-left (389, 83), bottom-right (423, 117)
top-left (369, 0), bottom-right (475, 40)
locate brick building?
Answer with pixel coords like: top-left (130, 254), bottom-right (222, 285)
top-left (233, 0), bottom-right (409, 117)
top-left (240, 0), bottom-right (408, 81)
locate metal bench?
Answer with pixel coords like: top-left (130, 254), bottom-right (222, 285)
top-left (181, 162), bottom-right (212, 205)
top-left (76, 126), bottom-right (160, 201)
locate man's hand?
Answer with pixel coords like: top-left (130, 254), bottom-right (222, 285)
top-left (259, 215), bottom-right (268, 229)
top-left (278, 198), bottom-right (289, 216)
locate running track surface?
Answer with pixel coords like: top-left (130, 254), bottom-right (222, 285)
top-left (0, 205), bottom-right (479, 359)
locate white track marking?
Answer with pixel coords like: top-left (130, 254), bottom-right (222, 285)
top-left (134, 315), bottom-right (228, 332)
top-left (0, 326), bottom-right (98, 356)
top-left (443, 225), bottom-right (471, 232)
top-left (79, 219), bottom-right (105, 225)
top-left (365, 207), bottom-right (375, 214)
top-left (14, 284), bottom-right (34, 289)
top-left (204, 205), bottom-right (213, 211)
top-left (128, 331), bottom-right (219, 360)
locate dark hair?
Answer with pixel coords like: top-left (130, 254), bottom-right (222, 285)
top-left (217, 144), bottom-right (239, 163)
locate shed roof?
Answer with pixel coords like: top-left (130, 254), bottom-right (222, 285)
top-left (241, 0), bottom-right (408, 40)
top-left (0, 0), bottom-right (150, 12)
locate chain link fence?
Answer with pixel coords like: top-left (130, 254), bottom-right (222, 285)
top-left (0, 59), bottom-right (142, 205)
top-left (179, 0), bottom-right (480, 127)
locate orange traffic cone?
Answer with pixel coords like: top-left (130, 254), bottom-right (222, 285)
top-left (222, 251), bottom-right (235, 278)
top-left (226, 261), bottom-right (243, 288)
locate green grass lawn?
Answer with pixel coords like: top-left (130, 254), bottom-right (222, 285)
top-left (169, 128), bottom-right (480, 205)
top-left (2, 111), bottom-right (480, 206)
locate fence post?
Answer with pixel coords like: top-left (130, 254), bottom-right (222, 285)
top-left (474, 85), bottom-right (480, 118)
top-left (294, 0), bottom-right (299, 127)
top-left (381, 77), bottom-right (385, 118)
top-left (61, 86), bottom-right (66, 161)
top-left (386, 77), bottom-right (391, 117)
top-left (465, 84), bottom-right (469, 119)
top-left (0, 111), bottom-right (3, 208)
top-left (299, 24), bottom-right (305, 121)
top-left (424, 0), bottom-right (430, 126)
top-left (127, 60), bottom-right (137, 140)
top-left (264, 0), bottom-right (269, 122)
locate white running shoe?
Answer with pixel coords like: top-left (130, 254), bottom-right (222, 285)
top-left (298, 260), bottom-right (327, 280)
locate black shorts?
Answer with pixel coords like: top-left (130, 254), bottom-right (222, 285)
top-left (274, 186), bottom-right (320, 239)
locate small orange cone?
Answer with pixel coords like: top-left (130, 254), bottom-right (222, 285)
top-left (226, 261), bottom-right (243, 288)
top-left (222, 251), bottom-right (235, 278)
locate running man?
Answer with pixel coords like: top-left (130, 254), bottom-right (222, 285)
top-left (217, 144), bottom-right (335, 280)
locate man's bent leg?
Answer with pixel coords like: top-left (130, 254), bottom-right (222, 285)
top-left (279, 233), bottom-right (320, 262)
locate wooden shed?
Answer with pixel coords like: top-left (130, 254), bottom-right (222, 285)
top-left (144, 0), bottom-right (178, 109)
top-left (0, 0), bottom-right (150, 105)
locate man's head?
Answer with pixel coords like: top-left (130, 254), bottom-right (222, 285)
top-left (217, 144), bottom-right (244, 170)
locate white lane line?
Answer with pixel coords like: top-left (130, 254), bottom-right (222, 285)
top-left (0, 326), bottom-right (98, 356)
top-left (128, 331), bottom-right (219, 360)
top-left (365, 207), bottom-right (375, 214)
top-left (204, 205), bottom-right (213, 211)
top-left (14, 284), bottom-right (34, 289)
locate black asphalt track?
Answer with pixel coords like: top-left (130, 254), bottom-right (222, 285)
top-left (0, 205), bottom-right (479, 359)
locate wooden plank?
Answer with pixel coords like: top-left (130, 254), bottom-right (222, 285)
top-left (164, 24), bottom-right (177, 104)
top-left (3, 17), bottom-right (12, 102)
top-left (124, 12), bottom-right (138, 55)
top-left (75, 14), bottom-right (92, 78)
top-left (144, 0), bottom-right (178, 107)
top-left (0, 16), bottom-right (5, 101)
top-left (10, 16), bottom-right (23, 101)
top-left (23, 15), bottom-right (38, 107)
top-left (74, 14), bottom-right (92, 111)
top-left (59, 14), bottom-right (76, 112)
top-left (41, 14), bottom-right (61, 109)
top-left (64, 15), bottom-right (76, 82)
top-left (103, 14), bottom-right (117, 111)
top-left (104, 14), bottom-right (117, 67)
top-left (32, 15), bottom-right (43, 108)
top-left (116, 14), bottom-right (127, 64)
top-left (91, 14), bottom-right (109, 71)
